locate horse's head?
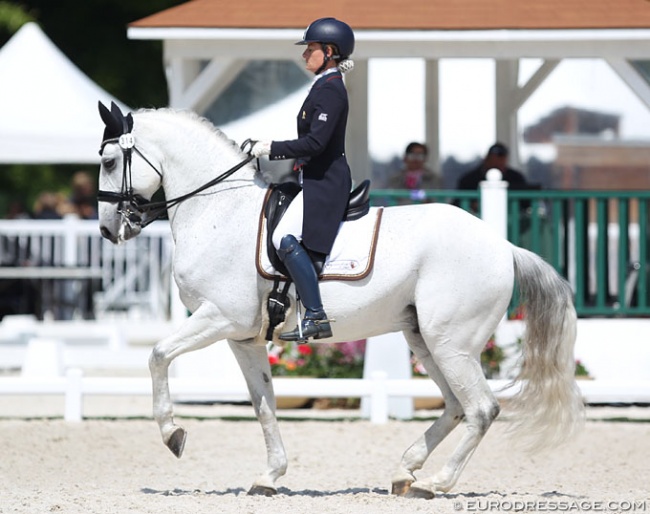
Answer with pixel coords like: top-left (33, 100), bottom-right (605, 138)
top-left (97, 101), bottom-right (163, 244)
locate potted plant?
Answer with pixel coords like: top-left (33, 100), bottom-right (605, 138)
top-left (575, 359), bottom-right (592, 379)
top-left (268, 340), bottom-right (366, 408)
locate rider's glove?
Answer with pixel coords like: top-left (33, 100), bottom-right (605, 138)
top-left (250, 140), bottom-right (272, 157)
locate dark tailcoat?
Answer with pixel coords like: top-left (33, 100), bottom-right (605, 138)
top-left (270, 70), bottom-right (352, 255)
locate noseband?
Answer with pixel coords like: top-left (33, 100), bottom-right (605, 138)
top-left (98, 134), bottom-right (255, 229)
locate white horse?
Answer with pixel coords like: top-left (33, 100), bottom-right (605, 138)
top-left (96, 104), bottom-right (584, 499)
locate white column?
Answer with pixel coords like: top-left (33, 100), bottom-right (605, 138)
top-left (164, 52), bottom-right (201, 108)
top-left (424, 59), bottom-right (440, 176)
top-left (495, 59), bottom-right (520, 168)
top-left (480, 169), bottom-right (508, 240)
top-left (345, 59), bottom-right (370, 185)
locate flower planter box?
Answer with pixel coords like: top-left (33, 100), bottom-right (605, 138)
top-left (276, 396), bottom-right (311, 409)
top-left (413, 397), bottom-right (445, 410)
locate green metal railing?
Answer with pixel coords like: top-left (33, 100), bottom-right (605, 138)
top-left (370, 189), bottom-right (650, 317)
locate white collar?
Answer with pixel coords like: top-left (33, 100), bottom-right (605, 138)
top-left (309, 67), bottom-right (339, 89)
top-left (317, 67), bottom-right (339, 79)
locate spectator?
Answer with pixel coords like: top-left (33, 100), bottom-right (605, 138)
top-left (5, 200), bottom-right (31, 219)
top-left (32, 192), bottom-right (64, 219)
top-left (385, 142), bottom-right (441, 204)
top-left (70, 171), bottom-right (98, 219)
top-left (457, 142), bottom-right (528, 191)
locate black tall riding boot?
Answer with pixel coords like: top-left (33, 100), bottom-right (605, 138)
top-left (276, 235), bottom-right (332, 342)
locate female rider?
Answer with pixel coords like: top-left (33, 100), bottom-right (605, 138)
top-left (250, 17), bottom-right (355, 342)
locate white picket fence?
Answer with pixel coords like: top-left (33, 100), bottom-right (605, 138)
top-left (0, 217), bottom-right (173, 320)
top-left (1, 367), bottom-right (649, 423)
top-left (2, 318), bottom-right (650, 423)
top-left (0, 369), bottom-right (456, 423)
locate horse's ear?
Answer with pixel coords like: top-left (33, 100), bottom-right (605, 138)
top-left (110, 101), bottom-right (123, 119)
top-left (98, 101), bottom-right (113, 127)
top-left (99, 100), bottom-right (124, 142)
top-left (109, 101), bottom-right (133, 135)
top-left (125, 112), bottom-right (134, 133)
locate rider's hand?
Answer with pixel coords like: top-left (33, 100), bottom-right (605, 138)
top-left (250, 140), bottom-right (272, 157)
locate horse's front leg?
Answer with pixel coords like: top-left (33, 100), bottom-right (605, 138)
top-left (149, 302), bottom-right (226, 458)
top-left (227, 339), bottom-right (287, 496)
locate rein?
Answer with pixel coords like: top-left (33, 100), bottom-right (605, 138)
top-left (98, 135), bottom-right (255, 229)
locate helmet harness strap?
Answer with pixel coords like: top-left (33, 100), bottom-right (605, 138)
top-left (316, 43), bottom-right (340, 75)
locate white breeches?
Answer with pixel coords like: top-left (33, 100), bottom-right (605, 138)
top-left (272, 191), bottom-right (304, 250)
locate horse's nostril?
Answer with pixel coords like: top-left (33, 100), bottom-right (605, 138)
top-left (100, 226), bottom-right (114, 242)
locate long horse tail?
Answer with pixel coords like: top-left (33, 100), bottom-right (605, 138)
top-left (506, 246), bottom-right (585, 452)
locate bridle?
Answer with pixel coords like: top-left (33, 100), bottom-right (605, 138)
top-left (97, 133), bottom-right (255, 230)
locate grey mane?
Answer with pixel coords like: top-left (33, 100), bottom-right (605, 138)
top-left (135, 107), bottom-right (239, 149)
top-left (135, 107), bottom-right (272, 184)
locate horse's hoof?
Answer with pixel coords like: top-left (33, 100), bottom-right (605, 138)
top-left (404, 485), bottom-right (435, 500)
top-left (247, 485), bottom-right (277, 496)
top-left (391, 479), bottom-right (414, 496)
top-left (166, 427), bottom-right (187, 458)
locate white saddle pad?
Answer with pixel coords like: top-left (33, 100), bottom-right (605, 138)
top-left (256, 207), bottom-right (383, 281)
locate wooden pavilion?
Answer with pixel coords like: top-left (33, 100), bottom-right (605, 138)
top-left (128, 0), bottom-right (650, 182)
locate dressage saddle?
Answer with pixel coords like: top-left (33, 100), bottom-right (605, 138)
top-left (264, 179), bottom-right (371, 277)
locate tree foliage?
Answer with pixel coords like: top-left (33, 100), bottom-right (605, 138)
top-left (0, 0), bottom-right (184, 216)
top-left (0, 1), bottom-right (34, 33)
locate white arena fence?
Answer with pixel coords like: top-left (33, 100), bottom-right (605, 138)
top-left (1, 370), bottom-right (649, 423)
top-left (0, 216), bottom-right (173, 320)
top-left (1, 318), bottom-right (650, 422)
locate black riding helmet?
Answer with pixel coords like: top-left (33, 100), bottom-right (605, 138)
top-left (296, 17), bottom-right (355, 61)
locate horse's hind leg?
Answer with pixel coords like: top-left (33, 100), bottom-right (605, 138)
top-left (148, 302), bottom-right (227, 457)
top-left (406, 333), bottom-right (500, 498)
top-left (227, 339), bottom-right (287, 496)
top-left (391, 331), bottom-right (465, 498)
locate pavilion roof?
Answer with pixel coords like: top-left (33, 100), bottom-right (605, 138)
top-left (130, 0), bottom-right (650, 31)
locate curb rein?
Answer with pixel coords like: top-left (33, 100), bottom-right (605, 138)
top-left (97, 135), bottom-right (256, 230)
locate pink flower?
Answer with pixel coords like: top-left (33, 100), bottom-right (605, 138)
top-left (338, 339), bottom-right (366, 359)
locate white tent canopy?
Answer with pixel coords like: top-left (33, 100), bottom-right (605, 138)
top-left (0, 22), bottom-right (128, 164)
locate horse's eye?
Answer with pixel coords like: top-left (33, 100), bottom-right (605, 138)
top-left (103, 158), bottom-right (116, 170)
